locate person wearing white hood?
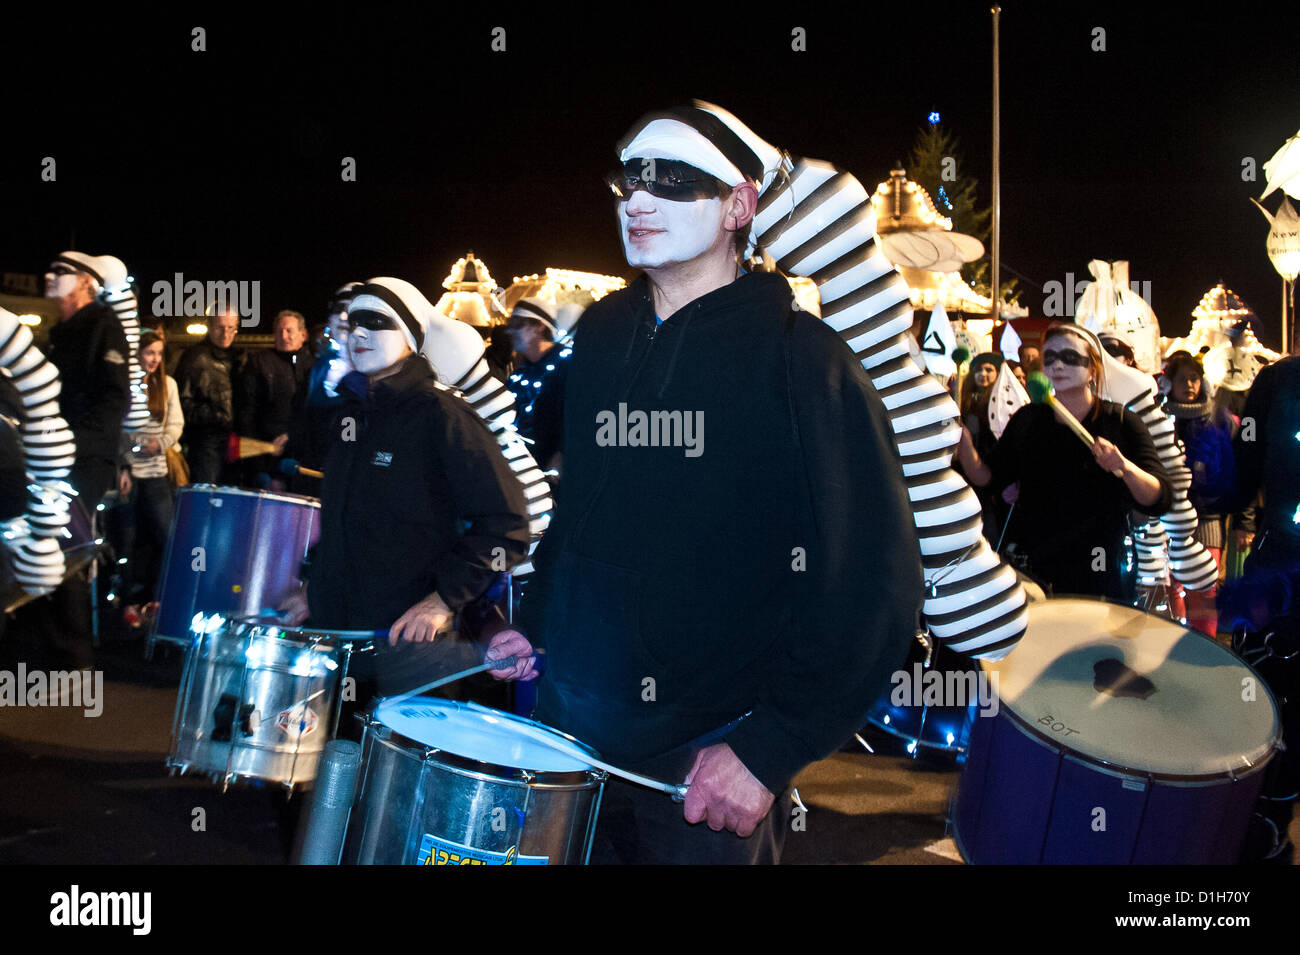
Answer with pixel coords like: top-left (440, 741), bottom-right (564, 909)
top-left (279, 277), bottom-right (530, 708)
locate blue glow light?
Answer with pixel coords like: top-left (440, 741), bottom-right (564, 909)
top-left (928, 111), bottom-right (941, 125)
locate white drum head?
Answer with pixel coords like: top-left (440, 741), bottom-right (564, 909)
top-left (374, 699), bottom-right (596, 774)
top-left (984, 599), bottom-right (1279, 778)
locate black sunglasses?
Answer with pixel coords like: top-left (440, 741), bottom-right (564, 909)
top-left (1042, 348), bottom-right (1091, 368)
top-left (605, 158), bottom-right (724, 202)
top-left (347, 309), bottom-right (399, 332)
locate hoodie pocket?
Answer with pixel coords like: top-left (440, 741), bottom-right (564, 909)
top-left (545, 552), bottom-right (659, 709)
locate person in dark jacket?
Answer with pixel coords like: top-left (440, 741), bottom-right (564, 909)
top-left (488, 104), bottom-right (923, 864)
top-left (958, 324), bottom-right (1172, 603)
top-left (505, 298), bottom-right (570, 472)
top-left (287, 284), bottom-right (360, 495)
top-left (235, 309), bottom-right (312, 488)
top-left (17, 252), bottom-right (130, 669)
top-left (1219, 353), bottom-right (1300, 862)
top-left (174, 307), bottom-right (241, 484)
top-left (279, 277), bottom-right (530, 707)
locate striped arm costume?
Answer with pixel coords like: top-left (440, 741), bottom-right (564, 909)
top-left (95, 255), bottom-right (152, 432)
top-left (0, 307), bottom-right (76, 594)
top-left (418, 313), bottom-right (553, 577)
top-left (1091, 343), bottom-right (1219, 593)
top-left (751, 157), bottom-right (1027, 659)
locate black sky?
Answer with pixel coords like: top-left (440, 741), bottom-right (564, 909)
top-left (3, 2), bottom-right (1298, 341)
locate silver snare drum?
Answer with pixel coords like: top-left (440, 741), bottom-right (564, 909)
top-left (168, 618), bottom-right (354, 788)
top-left (344, 699), bottom-right (605, 865)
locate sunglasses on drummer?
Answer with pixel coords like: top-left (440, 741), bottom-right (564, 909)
top-left (46, 264), bottom-right (78, 276)
top-left (605, 159), bottom-right (725, 202)
top-left (1042, 348), bottom-right (1091, 368)
top-left (347, 309), bottom-right (400, 332)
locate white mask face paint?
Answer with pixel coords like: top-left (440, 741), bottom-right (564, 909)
top-left (349, 325), bottom-right (408, 374)
top-left (1044, 335), bottom-right (1094, 393)
top-left (327, 312), bottom-right (350, 348)
top-left (44, 271), bottom-right (80, 300)
top-left (618, 189), bottom-right (727, 270)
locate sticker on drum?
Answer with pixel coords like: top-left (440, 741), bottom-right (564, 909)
top-left (416, 834), bottom-right (548, 866)
top-left (373, 698), bottom-right (595, 774)
top-left (346, 699), bottom-right (605, 865)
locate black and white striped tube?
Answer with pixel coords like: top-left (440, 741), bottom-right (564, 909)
top-left (751, 157), bottom-right (1027, 659)
top-left (1096, 353), bottom-right (1220, 592)
top-left (0, 307), bottom-right (73, 594)
top-left (96, 256), bottom-right (151, 431)
top-left (1133, 520), bottom-right (1168, 587)
top-left (420, 314), bottom-right (553, 576)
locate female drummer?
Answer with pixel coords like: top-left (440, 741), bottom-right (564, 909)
top-left (119, 331), bottom-right (184, 627)
top-left (957, 324), bottom-right (1172, 603)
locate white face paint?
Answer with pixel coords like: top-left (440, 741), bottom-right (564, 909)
top-left (618, 186), bottom-right (728, 270)
top-left (1043, 334), bottom-right (1095, 393)
top-left (327, 312), bottom-right (349, 348)
top-left (349, 325), bottom-right (409, 374)
top-left (44, 270), bottom-right (80, 300)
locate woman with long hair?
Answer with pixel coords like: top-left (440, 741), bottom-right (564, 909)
top-left (1163, 352), bottom-right (1236, 633)
top-left (957, 353), bottom-right (1007, 544)
top-left (957, 324), bottom-right (1172, 602)
top-left (119, 331), bottom-right (183, 627)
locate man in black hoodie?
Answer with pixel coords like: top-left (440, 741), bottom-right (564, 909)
top-left (21, 252), bottom-right (130, 669)
top-left (489, 104), bottom-right (923, 863)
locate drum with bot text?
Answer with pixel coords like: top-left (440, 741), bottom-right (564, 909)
top-left (952, 598), bottom-right (1280, 864)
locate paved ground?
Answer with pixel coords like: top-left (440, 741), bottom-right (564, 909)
top-left (0, 632), bottom-right (1292, 866)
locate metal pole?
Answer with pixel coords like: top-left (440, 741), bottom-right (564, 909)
top-left (1283, 276), bottom-right (1290, 355)
top-left (991, 5), bottom-right (1002, 321)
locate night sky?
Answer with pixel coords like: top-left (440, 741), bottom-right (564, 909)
top-left (3, 3), bottom-right (1297, 342)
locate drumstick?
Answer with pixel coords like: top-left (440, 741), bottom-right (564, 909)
top-left (227, 434), bottom-right (281, 461)
top-left (1026, 372), bottom-right (1123, 477)
top-left (379, 660), bottom-right (691, 801)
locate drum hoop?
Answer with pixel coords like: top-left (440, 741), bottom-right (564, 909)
top-left (991, 697), bottom-right (1281, 784)
top-left (984, 607), bottom-right (1284, 783)
top-left (181, 483), bottom-right (321, 508)
top-left (366, 716), bottom-right (602, 788)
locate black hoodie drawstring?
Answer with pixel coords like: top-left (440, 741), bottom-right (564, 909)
top-left (656, 305), bottom-right (696, 399)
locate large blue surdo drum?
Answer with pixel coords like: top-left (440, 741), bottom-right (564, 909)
top-left (953, 598), bottom-right (1280, 864)
top-left (149, 485), bottom-right (321, 655)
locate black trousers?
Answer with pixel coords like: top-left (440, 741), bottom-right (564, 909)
top-left (185, 431), bottom-right (230, 486)
top-left (13, 458), bottom-right (117, 670)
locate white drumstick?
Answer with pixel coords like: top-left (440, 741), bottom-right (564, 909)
top-left (381, 664), bottom-right (690, 801)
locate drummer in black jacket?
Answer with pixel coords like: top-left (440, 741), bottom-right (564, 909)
top-left (488, 104), bottom-right (923, 864)
top-left (280, 277), bottom-right (530, 706)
